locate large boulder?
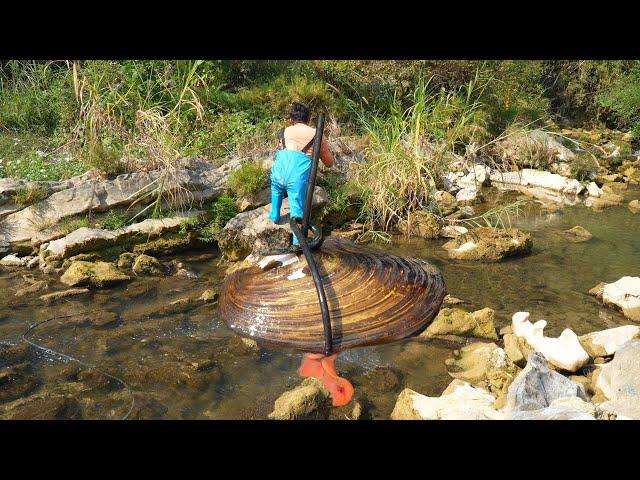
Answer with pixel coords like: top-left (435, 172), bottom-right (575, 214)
top-left (391, 380), bottom-right (504, 420)
top-left (591, 192), bottom-right (624, 211)
top-left (506, 352), bottom-right (588, 412)
top-left (511, 312), bottom-right (589, 372)
top-left (420, 307), bottom-right (498, 340)
top-left (268, 378), bottom-right (332, 420)
top-left (60, 261), bottom-right (131, 288)
top-left (600, 277), bottom-right (640, 321)
top-left (442, 227), bottom-right (532, 262)
top-left (218, 186), bottom-right (328, 261)
top-left (579, 325), bottom-right (640, 358)
top-left (594, 340), bottom-right (640, 419)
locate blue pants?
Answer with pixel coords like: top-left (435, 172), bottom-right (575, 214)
top-left (269, 149), bottom-right (312, 245)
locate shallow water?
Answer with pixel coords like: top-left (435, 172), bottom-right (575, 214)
top-left (1, 187), bottom-right (639, 419)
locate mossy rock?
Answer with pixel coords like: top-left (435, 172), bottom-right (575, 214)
top-left (117, 252), bottom-right (137, 269)
top-left (60, 261), bottom-right (131, 288)
top-left (132, 254), bottom-right (164, 276)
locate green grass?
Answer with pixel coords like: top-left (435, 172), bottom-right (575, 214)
top-left (227, 159), bottom-right (269, 198)
top-left (59, 216), bottom-right (91, 235)
top-left (102, 210), bottom-right (128, 230)
top-left (12, 185), bottom-right (48, 207)
top-left (197, 194), bottom-right (240, 242)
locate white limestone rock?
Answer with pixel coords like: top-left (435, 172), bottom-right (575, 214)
top-left (511, 312), bottom-right (589, 372)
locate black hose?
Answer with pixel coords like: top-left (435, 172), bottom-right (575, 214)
top-left (302, 113), bottom-right (325, 238)
top-left (290, 217), bottom-right (333, 355)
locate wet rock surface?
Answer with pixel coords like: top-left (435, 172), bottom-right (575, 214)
top-left (442, 227), bottom-right (533, 262)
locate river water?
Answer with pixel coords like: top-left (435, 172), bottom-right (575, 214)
top-left (1, 187), bottom-right (639, 419)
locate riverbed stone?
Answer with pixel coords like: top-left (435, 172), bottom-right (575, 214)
top-left (490, 168), bottom-right (583, 196)
top-left (14, 280), bottom-right (48, 297)
top-left (512, 312), bottom-right (589, 372)
top-left (629, 199), bottom-right (640, 213)
top-left (117, 252), bottom-right (137, 269)
top-left (601, 276), bottom-right (640, 321)
top-left (559, 225), bottom-right (593, 242)
top-left (218, 186), bottom-right (328, 261)
top-left (40, 288), bottom-right (90, 303)
top-left (432, 191), bottom-right (458, 216)
top-left (503, 333), bottom-right (527, 367)
top-left (586, 182), bottom-right (601, 197)
top-left (593, 340), bottom-right (640, 419)
top-left (398, 210), bottom-right (441, 239)
top-left (60, 261), bottom-right (131, 288)
top-left (132, 254), bottom-right (164, 276)
top-left (506, 352), bottom-right (588, 412)
top-left (506, 405), bottom-right (595, 420)
top-left (591, 192), bottom-right (623, 211)
top-left (442, 227), bottom-right (532, 262)
top-left (390, 380), bottom-right (504, 420)
top-left (444, 342), bottom-right (519, 407)
top-left (421, 307), bottom-right (498, 340)
top-left (268, 378), bottom-right (332, 420)
top-left (579, 325), bottom-right (640, 358)
top-left (455, 187), bottom-right (481, 205)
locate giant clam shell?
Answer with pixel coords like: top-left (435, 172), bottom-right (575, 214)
top-left (218, 238), bottom-right (446, 353)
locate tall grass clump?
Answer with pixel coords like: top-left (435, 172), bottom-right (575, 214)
top-left (352, 73), bottom-right (488, 233)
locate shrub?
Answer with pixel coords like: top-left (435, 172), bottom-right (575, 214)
top-left (198, 194), bottom-right (239, 242)
top-left (570, 152), bottom-right (598, 181)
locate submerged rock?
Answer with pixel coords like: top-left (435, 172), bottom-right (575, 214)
top-left (421, 307), bottom-right (498, 340)
top-left (442, 227), bottom-right (532, 262)
top-left (629, 199), bottom-right (640, 213)
top-left (60, 261), bottom-right (131, 288)
top-left (14, 280), bottom-right (48, 297)
top-left (559, 226), bottom-right (593, 243)
top-left (601, 276), bottom-right (640, 321)
top-left (391, 380), bottom-right (504, 420)
top-left (40, 288), bottom-right (90, 303)
top-left (594, 340), bottom-right (640, 419)
top-left (511, 312), bottom-right (589, 372)
top-left (579, 325), bottom-right (640, 358)
top-left (506, 352), bottom-right (588, 412)
top-left (268, 378), bottom-right (332, 420)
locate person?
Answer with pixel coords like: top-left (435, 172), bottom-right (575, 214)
top-left (269, 102), bottom-right (334, 246)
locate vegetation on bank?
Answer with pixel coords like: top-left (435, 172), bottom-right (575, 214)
top-left (2, 60), bottom-right (639, 238)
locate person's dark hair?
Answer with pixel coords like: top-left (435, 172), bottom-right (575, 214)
top-left (289, 102), bottom-right (310, 123)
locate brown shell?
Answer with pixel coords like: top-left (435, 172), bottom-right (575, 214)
top-left (217, 237), bottom-right (446, 353)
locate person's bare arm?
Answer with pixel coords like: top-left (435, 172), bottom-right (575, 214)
top-left (319, 137), bottom-right (334, 168)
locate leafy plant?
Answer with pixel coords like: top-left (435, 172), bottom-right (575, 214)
top-left (227, 159), bottom-right (269, 198)
top-left (102, 210), bottom-right (128, 230)
top-left (197, 194), bottom-right (239, 242)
